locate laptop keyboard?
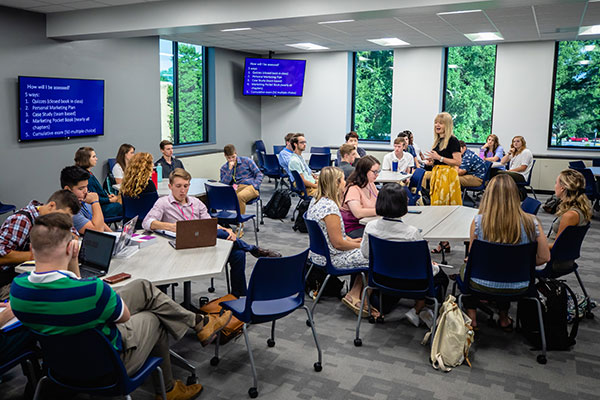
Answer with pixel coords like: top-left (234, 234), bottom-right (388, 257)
top-left (80, 267), bottom-right (100, 279)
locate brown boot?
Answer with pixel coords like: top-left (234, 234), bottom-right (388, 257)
top-left (156, 379), bottom-right (203, 400)
top-left (196, 311), bottom-right (233, 346)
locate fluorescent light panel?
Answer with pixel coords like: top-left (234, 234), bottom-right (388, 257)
top-left (464, 32), bottom-right (504, 41)
top-left (318, 19), bottom-right (354, 24)
top-left (437, 9), bottom-right (481, 16)
top-left (367, 37), bottom-right (410, 46)
top-left (221, 27), bottom-right (252, 32)
top-left (579, 25), bottom-right (600, 36)
top-left (286, 42), bottom-right (329, 50)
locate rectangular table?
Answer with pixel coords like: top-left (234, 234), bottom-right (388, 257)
top-left (589, 166), bottom-right (600, 177)
top-left (157, 178), bottom-right (213, 197)
top-left (375, 171), bottom-right (413, 183)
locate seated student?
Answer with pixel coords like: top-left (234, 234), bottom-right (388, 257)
top-left (341, 156), bottom-right (380, 239)
top-left (61, 166), bottom-right (112, 235)
top-left (288, 133), bottom-right (318, 196)
top-left (336, 131), bottom-right (366, 164)
top-left (457, 140), bottom-right (487, 187)
top-left (10, 213), bottom-right (232, 400)
top-left (405, 130), bottom-right (425, 165)
top-left (479, 134), bottom-right (504, 162)
top-left (277, 132), bottom-right (296, 176)
top-left (338, 144), bottom-right (358, 179)
top-left (497, 135), bottom-right (534, 200)
top-left (396, 131), bottom-right (421, 169)
top-left (361, 183), bottom-right (448, 327)
top-left (121, 152), bottom-right (158, 199)
top-left (113, 143), bottom-right (135, 184)
top-left (382, 136), bottom-right (415, 173)
top-left (75, 147), bottom-right (123, 218)
top-left (461, 175), bottom-right (550, 330)
top-left (155, 140), bottom-right (185, 179)
top-left (219, 144), bottom-right (263, 215)
top-left (142, 168), bottom-right (281, 298)
top-left (305, 166), bottom-right (372, 317)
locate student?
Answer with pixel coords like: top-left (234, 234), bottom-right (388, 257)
top-left (382, 136), bottom-right (415, 173)
top-left (498, 135), bottom-right (534, 201)
top-left (288, 133), bottom-right (318, 196)
top-left (479, 134), bottom-right (504, 162)
top-left (120, 152), bottom-right (157, 198)
top-left (336, 131), bottom-right (366, 164)
top-left (155, 139), bottom-right (185, 179)
top-left (457, 140), bottom-right (487, 187)
top-left (341, 156), bottom-right (380, 239)
top-left (60, 166), bottom-right (112, 235)
top-left (10, 212), bottom-right (232, 400)
top-left (219, 144), bottom-right (263, 215)
top-left (338, 144), bottom-right (358, 179)
top-left (277, 132), bottom-right (296, 176)
top-left (405, 130), bottom-right (424, 165)
top-left (142, 168), bottom-right (281, 298)
top-left (74, 147), bottom-right (123, 218)
top-left (113, 143), bottom-right (135, 184)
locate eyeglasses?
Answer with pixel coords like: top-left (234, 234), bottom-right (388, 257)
top-left (370, 169), bottom-right (381, 175)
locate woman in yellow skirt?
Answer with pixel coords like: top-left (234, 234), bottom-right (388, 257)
top-left (425, 112), bottom-right (463, 252)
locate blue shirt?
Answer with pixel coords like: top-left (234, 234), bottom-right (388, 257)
top-left (460, 149), bottom-right (487, 180)
top-left (288, 153), bottom-right (315, 184)
top-left (219, 156), bottom-right (263, 190)
top-left (277, 148), bottom-right (294, 177)
top-left (73, 202), bottom-right (93, 232)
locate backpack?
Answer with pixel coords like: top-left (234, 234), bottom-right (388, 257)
top-left (542, 195), bottom-right (560, 214)
top-left (517, 278), bottom-right (579, 350)
top-left (199, 294), bottom-right (244, 344)
top-left (263, 189), bottom-right (291, 219)
top-left (292, 199), bottom-right (311, 233)
top-left (422, 295), bottom-right (474, 372)
top-left (304, 262), bottom-right (345, 299)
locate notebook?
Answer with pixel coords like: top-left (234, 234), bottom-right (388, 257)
top-left (169, 218), bottom-right (218, 250)
top-left (78, 230), bottom-right (117, 278)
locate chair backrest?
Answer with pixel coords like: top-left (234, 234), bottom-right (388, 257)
top-left (305, 217), bottom-right (335, 272)
top-left (579, 168), bottom-right (599, 198)
top-left (263, 154), bottom-right (282, 176)
top-left (205, 183), bottom-right (242, 215)
top-left (290, 170), bottom-right (308, 198)
top-left (308, 154), bottom-right (330, 171)
top-left (122, 191), bottom-right (159, 228)
top-left (523, 159), bottom-right (536, 185)
top-left (255, 150), bottom-right (266, 170)
top-left (593, 158), bottom-right (600, 167)
top-left (550, 223), bottom-right (590, 263)
top-left (409, 168), bottom-right (426, 190)
top-left (569, 160), bottom-right (586, 169)
top-left (273, 145), bottom-right (285, 154)
top-left (254, 140), bottom-right (266, 153)
top-left (310, 146), bottom-right (331, 155)
top-left (521, 197), bottom-right (541, 215)
top-left (107, 158), bottom-right (117, 172)
top-left (481, 160), bottom-right (493, 185)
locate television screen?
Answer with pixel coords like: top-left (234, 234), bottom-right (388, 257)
top-left (18, 76), bottom-right (105, 142)
top-left (243, 58), bottom-right (306, 96)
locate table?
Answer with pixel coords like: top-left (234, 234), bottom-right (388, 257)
top-left (375, 171), bottom-right (413, 183)
top-left (589, 166), bottom-right (600, 177)
top-left (157, 178), bottom-right (213, 197)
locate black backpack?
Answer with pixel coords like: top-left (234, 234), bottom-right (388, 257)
top-left (263, 189), bottom-right (291, 219)
top-left (542, 195), bottom-right (560, 214)
top-left (292, 199), bottom-right (311, 233)
top-left (517, 278), bottom-right (579, 350)
top-left (304, 262), bottom-right (345, 299)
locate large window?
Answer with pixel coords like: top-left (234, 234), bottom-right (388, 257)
top-left (443, 45), bottom-right (497, 144)
top-left (352, 50), bottom-right (393, 142)
top-left (159, 39), bottom-right (207, 145)
top-left (550, 40), bottom-right (600, 149)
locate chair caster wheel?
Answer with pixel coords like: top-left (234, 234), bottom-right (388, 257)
top-left (306, 319), bottom-right (312, 327)
top-left (368, 316), bottom-right (375, 324)
top-left (186, 375), bottom-right (197, 385)
top-left (248, 387), bottom-right (258, 398)
top-left (585, 311), bottom-right (594, 319)
top-left (354, 338), bottom-right (362, 347)
top-left (536, 355), bottom-right (547, 365)
top-left (260, 221), bottom-right (264, 225)
top-left (267, 338), bottom-right (275, 347)
top-left (210, 356), bottom-right (219, 366)
top-left (376, 316), bottom-right (384, 324)
top-left (313, 362), bottom-right (322, 372)
top-left (208, 287), bottom-right (215, 293)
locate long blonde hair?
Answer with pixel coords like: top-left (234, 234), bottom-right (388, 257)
top-left (432, 112), bottom-right (454, 151)
top-left (121, 152), bottom-right (154, 198)
top-left (511, 135), bottom-right (527, 156)
top-left (556, 169), bottom-right (592, 221)
top-left (316, 166), bottom-right (344, 209)
top-left (478, 175), bottom-right (536, 244)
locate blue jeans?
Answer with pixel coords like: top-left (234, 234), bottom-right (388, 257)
top-left (217, 229), bottom-right (256, 297)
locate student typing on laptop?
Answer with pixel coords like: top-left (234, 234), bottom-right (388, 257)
top-left (10, 213), bottom-right (232, 400)
top-left (142, 168), bottom-right (281, 298)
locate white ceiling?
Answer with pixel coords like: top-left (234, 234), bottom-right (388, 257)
top-left (1, 0), bottom-right (600, 53)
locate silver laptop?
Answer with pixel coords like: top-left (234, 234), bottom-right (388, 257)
top-left (113, 216), bottom-right (139, 258)
top-left (78, 230), bottom-right (117, 278)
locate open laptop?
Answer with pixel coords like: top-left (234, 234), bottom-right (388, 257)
top-left (78, 230), bottom-right (117, 278)
top-left (169, 218), bottom-right (218, 250)
top-left (113, 216), bottom-right (139, 258)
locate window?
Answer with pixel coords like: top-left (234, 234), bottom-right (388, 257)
top-left (443, 45), bottom-right (497, 144)
top-left (550, 40), bottom-right (600, 149)
top-left (352, 50), bottom-right (393, 142)
top-left (159, 39), bottom-right (207, 145)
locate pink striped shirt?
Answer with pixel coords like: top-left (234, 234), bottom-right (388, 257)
top-left (142, 194), bottom-right (211, 231)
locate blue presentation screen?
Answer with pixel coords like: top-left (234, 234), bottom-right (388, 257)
top-left (19, 76), bottom-right (105, 141)
top-left (243, 58), bottom-right (306, 96)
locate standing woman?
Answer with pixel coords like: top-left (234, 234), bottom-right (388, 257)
top-left (120, 152), bottom-right (157, 199)
top-left (498, 135), bottom-right (534, 200)
top-left (479, 134), bottom-right (504, 162)
top-left (113, 143), bottom-right (135, 184)
top-left (74, 147), bottom-right (122, 218)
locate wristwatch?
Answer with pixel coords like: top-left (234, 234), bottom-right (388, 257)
top-left (440, 156), bottom-right (444, 163)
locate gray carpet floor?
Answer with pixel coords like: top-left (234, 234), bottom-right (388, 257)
top-left (2, 181), bottom-right (599, 400)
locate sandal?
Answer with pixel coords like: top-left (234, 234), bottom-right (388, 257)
top-left (431, 241), bottom-right (451, 254)
top-left (342, 295), bottom-right (369, 318)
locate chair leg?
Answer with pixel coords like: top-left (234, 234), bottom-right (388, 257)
top-left (302, 305), bottom-right (323, 371)
top-left (170, 350), bottom-right (197, 384)
top-left (252, 218), bottom-right (259, 247)
top-left (354, 285), bottom-right (370, 347)
top-left (309, 274), bottom-right (332, 318)
top-left (529, 186), bottom-right (537, 200)
top-left (531, 297), bottom-right (547, 364)
top-left (242, 324), bottom-right (259, 397)
top-left (267, 320), bottom-right (276, 347)
top-left (304, 263), bottom-right (314, 284)
top-left (32, 376), bottom-right (47, 400)
top-left (574, 269), bottom-right (593, 316)
top-left (208, 278), bottom-right (215, 293)
top-left (451, 281), bottom-right (457, 297)
top-left (428, 296), bottom-right (440, 340)
top-left (156, 366), bottom-right (168, 400)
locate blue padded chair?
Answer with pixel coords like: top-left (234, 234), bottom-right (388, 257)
top-left (205, 183), bottom-right (259, 245)
top-left (0, 201), bottom-right (16, 215)
top-left (254, 141), bottom-right (266, 172)
top-left (406, 168), bottom-right (426, 206)
top-left (593, 158), bottom-right (600, 167)
top-left (308, 154), bottom-right (330, 171)
top-left (521, 197), bottom-right (541, 215)
top-left (304, 217), bottom-right (368, 323)
top-left (572, 168), bottom-right (600, 206)
top-left (32, 328), bottom-right (166, 400)
top-left (104, 215), bottom-right (123, 229)
top-left (516, 159), bottom-right (537, 199)
top-left (107, 158), bottom-right (117, 172)
top-left (354, 237), bottom-right (440, 347)
top-left (310, 146), bottom-right (331, 155)
top-left (536, 224), bottom-right (593, 318)
top-left (568, 160), bottom-right (586, 169)
top-left (290, 170), bottom-right (312, 221)
top-left (0, 350), bottom-right (38, 388)
top-left (462, 160), bottom-right (493, 205)
top-left (254, 140), bottom-right (266, 154)
top-left (211, 250), bottom-right (322, 398)
top-left (122, 191), bottom-right (159, 229)
top-left (454, 240), bottom-right (547, 364)
top-left (273, 145), bottom-right (285, 154)
top-left (263, 154), bottom-right (286, 190)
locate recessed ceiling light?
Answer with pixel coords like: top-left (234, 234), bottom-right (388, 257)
top-left (437, 9), bottom-right (482, 16)
top-left (583, 45), bottom-right (596, 52)
top-left (367, 38), bottom-right (410, 46)
top-left (286, 43), bottom-right (329, 51)
top-left (578, 60), bottom-right (591, 65)
top-left (448, 64), bottom-right (460, 69)
top-left (221, 27), bottom-right (252, 32)
top-left (318, 19), bottom-right (355, 24)
top-left (579, 25), bottom-right (600, 36)
top-left (464, 32), bottom-right (504, 41)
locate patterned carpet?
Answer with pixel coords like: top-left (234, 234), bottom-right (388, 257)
top-left (2, 182), bottom-right (599, 400)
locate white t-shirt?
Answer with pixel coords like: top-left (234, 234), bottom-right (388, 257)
top-left (413, 142), bottom-right (423, 163)
top-left (112, 163), bottom-right (124, 179)
top-left (508, 148), bottom-right (534, 179)
top-left (382, 151), bottom-right (414, 172)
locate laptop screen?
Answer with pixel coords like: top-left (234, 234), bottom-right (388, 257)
top-left (79, 230), bottom-right (116, 270)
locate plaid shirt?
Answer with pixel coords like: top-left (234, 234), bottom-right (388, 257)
top-left (0, 201), bottom-right (40, 258)
top-left (460, 149), bottom-right (487, 180)
top-left (220, 156), bottom-right (263, 190)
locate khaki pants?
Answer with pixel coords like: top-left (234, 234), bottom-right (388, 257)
top-left (116, 279), bottom-right (196, 393)
top-left (459, 175), bottom-right (483, 188)
top-left (235, 184), bottom-right (259, 215)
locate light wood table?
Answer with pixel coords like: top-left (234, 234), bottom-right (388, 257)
top-left (589, 166), bottom-right (600, 177)
top-left (157, 178), bottom-right (213, 197)
top-left (375, 171), bottom-right (413, 183)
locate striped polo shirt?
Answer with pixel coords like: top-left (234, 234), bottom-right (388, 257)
top-left (10, 270), bottom-right (125, 351)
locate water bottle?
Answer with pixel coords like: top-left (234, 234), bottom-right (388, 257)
top-left (156, 164), bottom-right (163, 183)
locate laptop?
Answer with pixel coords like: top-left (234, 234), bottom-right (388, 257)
top-left (113, 216), bottom-right (139, 258)
top-left (78, 230), bottom-right (117, 278)
top-left (169, 218), bottom-right (218, 250)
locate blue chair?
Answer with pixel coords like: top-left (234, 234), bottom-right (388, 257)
top-left (516, 159), bottom-right (537, 199)
top-left (254, 140), bottom-right (266, 154)
top-left (593, 158), bottom-right (600, 167)
top-left (32, 328), bottom-right (166, 400)
top-left (273, 145), bottom-right (285, 154)
top-left (308, 154), bottom-right (330, 171)
top-left (462, 160), bottom-right (493, 205)
top-left (247, 195), bottom-right (264, 227)
top-left (568, 160), bottom-right (586, 169)
top-left (263, 154), bottom-right (286, 190)
top-left (205, 183), bottom-right (259, 246)
top-left (355, 237), bottom-right (440, 347)
top-left (572, 168), bottom-right (600, 206)
top-left (521, 197), bottom-right (541, 215)
top-left (0, 201), bottom-right (16, 215)
top-left (210, 250), bottom-right (322, 398)
top-left (536, 224), bottom-right (593, 318)
top-left (310, 146), bottom-right (330, 155)
top-left (107, 158), bottom-right (117, 172)
top-left (254, 141), bottom-right (266, 172)
top-left (406, 168), bottom-right (426, 206)
top-left (104, 215), bottom-right (123, 229)
top-left (304, 217), bottom-right (368, 323)
top-left (0, 350), bottom-right (38, 388)
top-left (122, 191), bottom-right (159, 229)
top-left (290, 170), bottom-right (312, 221)
top-left (454, 240), bottom-right (547, 364)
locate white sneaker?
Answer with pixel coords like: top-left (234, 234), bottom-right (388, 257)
top-left (404, 308), bottom-right (420, 327)
top-left (419, 309), bottom-right (434, 329)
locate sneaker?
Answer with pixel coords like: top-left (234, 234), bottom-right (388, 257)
top-left (250, 247), bottom-right (282, 258)
top-left (404, 308), bottom-right (420, 327)
top-left (157, 379), bottom-right (203, 400)
top-left (419, 309), bottom-right (434, 329)
top-left (197, 311), bottom-right (233, 346)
